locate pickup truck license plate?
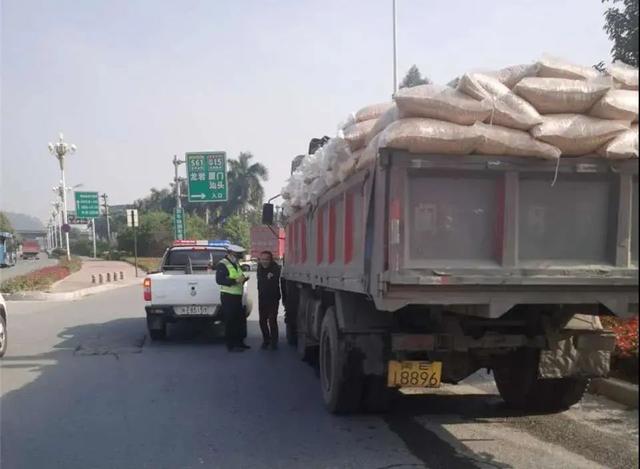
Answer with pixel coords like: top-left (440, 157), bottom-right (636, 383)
top-left (387, 360), bottom-right (442, 388)
top-left (174, 305), bottom-right (216, 316)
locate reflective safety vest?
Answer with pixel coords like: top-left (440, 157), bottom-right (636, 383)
top-left (220, 258), bottom-right (244, 295)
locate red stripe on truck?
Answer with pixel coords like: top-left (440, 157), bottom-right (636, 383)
top-left (345, 192), bottom-right (354, 264)
top-left (329, 202), bottom-right (336, 264)
top-left (317, 206), bottom-right (324, 264)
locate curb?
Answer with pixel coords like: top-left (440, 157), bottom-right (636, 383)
top-left (4, 279), bottom-right (141, 301)
top-left (588, 377), bottom-right (639, 409)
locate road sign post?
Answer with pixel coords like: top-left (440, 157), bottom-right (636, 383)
top-left (126, 209), bottom-right (139, 277)
top-left (74, 192), bottom-right (100, 219)
top-left (186, 152), bottom-right (228, 202)
top-left (174, 207), bottom-right (185, 240)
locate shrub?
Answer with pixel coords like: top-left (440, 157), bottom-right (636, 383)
top-left (602, 315), bottom-right (639, 358)
top-left (0, 265), bottom-right (70, 293)
top-left (59, 256), bottom-right (82, 273)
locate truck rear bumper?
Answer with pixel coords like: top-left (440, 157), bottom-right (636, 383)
top-left (380, 283), bottom-right (639, 318)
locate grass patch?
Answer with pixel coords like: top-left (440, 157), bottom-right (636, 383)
top-left (0, 257), bottom-right (83, 293)
top-left (123, 257), bottom-right (162, 273)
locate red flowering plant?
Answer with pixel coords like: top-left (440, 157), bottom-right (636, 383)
top-left (0, 265), bottom-right (71, 293)
top-left (601, 315), bottom-right (639, 359)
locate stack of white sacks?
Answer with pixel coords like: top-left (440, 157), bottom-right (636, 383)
top-left (282, 56), bottom-right (638, 215)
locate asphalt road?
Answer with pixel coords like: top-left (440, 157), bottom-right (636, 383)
top-left (1, 277), bottom-right (637, 469)
top-left (0, 256), bottom-right (57, 283)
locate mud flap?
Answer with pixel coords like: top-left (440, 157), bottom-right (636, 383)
top-left (538, 333), bottom-right (615, 379)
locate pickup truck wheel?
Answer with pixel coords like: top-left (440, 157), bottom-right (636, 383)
top-left (319, 308), bottom-right (363, 414)
top-left (147, 318), bottom-right (167, 341)
top-left (494, 349), bottom-right (588, 411)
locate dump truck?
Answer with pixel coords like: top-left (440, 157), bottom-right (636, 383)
top-left (263, 149), bottom-right (639, 414)
top-left (250, 226), bottom-right (285, 260)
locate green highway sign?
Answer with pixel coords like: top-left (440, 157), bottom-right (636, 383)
top-left (186, 151), bottom-right (227, 202)
top-left (174, 207), bottom-right (185, 240)
top-left (74, 191), bottom-right (100, 219)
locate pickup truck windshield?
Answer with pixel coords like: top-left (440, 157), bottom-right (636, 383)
top-left (164, 249), bottom-right (226, 271)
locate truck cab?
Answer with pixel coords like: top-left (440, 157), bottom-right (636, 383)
top-left (143, 240), bottom-right (252, 340)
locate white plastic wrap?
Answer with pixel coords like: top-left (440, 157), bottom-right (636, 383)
top-left (379, 118), bottom-right (480, 155)
top-left (458, 73), bottom-right (542, 130)
top-left (597, 125), bottom-right (639, 159)
top-left (394, 84), bottom-right (492, 125)
top-left (608, 61), bottom-right (639, 90)
top-left (589, 89), bottom-right (639, 122)
top-left (514, 77), bottom-right (611, 114)
top-left (536, 55), bottom-right (602, 80)
top-left (473, 122), bottom-right (560, 159)
top-left (354, 102), bottom-right (394, 123)
top-left (530, 114), bottom-right (629, 156)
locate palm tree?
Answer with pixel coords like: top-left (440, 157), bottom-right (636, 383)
top-left (225, 152), bottom-right (268, 216)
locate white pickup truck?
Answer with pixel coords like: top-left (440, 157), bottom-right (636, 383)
top-left (143, 240), bottom-right (252, 340)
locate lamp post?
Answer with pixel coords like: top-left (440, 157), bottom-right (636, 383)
top-left (48, 133), bottom-right (76, 260)
top-left (51, 202), bottom-right (62, 250)
top-left (392, 0), bottom-right (398, 94)
top-left (101, 193), bottom-right (111, 244)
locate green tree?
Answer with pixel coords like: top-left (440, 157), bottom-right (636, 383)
top-left (185, 213), bottom-right (210, 239)
top-left (219, 214), bottom-right (250, 248)
top-left (117, 211), bottom-right (173, 257)
top-left (602, 0), bottom-right (639, 66)
top-left (0, 212), bottom-right (14, 233)
top-left (399, 65), bottom-right (431, 89)
top-left (225, 152), bottom-right (268, 217)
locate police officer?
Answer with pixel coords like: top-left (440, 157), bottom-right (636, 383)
top-left (216, 244), bottom-right (249, 352)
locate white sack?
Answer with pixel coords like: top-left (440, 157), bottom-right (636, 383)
top-left (530, 114), bottom-right (629, 156)
top-left (589, 89), bottom-right (639, 122)
top-left (458, 73), bottom-right (543, 129)
top-left (514, 77), bottom-right (610, 114)
top-left (488, 63), bottom-right (539, 89)
top-left (536, 55), bottom-right (602, 80)
top-left (366, 104), bottom-right (402, 145)
top-left (341, 119), bottom-right (377, 151)
top-left (597, 125), bottom-right (639, 159)
top-left (356, 134), bottom-right (381, 170)
top-left (473, 122), bottom-right (560, 160)
top-left (355, 102), bottom-right (394, 123)
top-left (309, 177), bottom-right (328, 201)
top-left (608, 61), bottom-right (639, 90)
top-left (394, 84), bottom-right (492, 125)
top-left (319, 137), bottom-right (351, 171)
top-left (379, 118), bottom-right (480, 155)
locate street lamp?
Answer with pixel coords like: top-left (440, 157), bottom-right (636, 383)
top-left (51, 201), bottom-right (62, 250)
top-left (48, 133), bottom-right (76, 260)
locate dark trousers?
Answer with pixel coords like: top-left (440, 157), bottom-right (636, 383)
top-left (221, 292), bottom-right (246, 348)
top-left (259, 300), bottom-right (279, 345)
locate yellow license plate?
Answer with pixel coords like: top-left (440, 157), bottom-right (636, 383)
top-left (387, 360), bottom-right (442, 388)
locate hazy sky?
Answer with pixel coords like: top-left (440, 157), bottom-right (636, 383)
top-left (1, 0), bottom-right (613, 221)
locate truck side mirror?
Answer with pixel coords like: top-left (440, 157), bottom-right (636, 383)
top-left (262, 203), bottom-right (274, 225)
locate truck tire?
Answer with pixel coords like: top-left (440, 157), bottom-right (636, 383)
top-left (319, 308), bottom-right (363, 414)
top-left (362, 376), bottom-right (392, 413)
top-left (494, 349), bottom-right (588, 412)
top-left (286, 319), bottom-right (297, 346)
top-left (297, 301), bottom-right (318, 364)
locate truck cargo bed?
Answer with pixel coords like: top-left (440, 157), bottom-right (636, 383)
top-left (283, 151), bottom-right (638, 317)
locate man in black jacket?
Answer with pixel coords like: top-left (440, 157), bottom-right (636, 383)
top-left (257, 251), bottom-right (281, 350)
top-left (216, 245), bottom-right (249, 352)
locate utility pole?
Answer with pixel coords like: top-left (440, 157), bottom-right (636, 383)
top-left (101, 193), bottom-right (111, 243)
top-left (392, 0), bottom-right (398, 94)
top-left (173, 155), bottom-right (184, 210)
